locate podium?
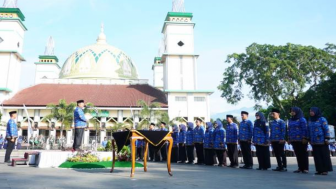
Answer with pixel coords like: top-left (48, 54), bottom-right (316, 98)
top-left (110, 130), bottom-right (173, 177)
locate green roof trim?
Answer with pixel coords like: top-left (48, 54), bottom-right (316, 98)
top-left (0, 8), bottom-right (25, 21)
top-left (154, 57), bottom-right (162, 62)
top-left (0, 88), bottom-right (12, 92)
top-left (34, 62), bottom-right (61, 69)
top-left (165, 12), bottom-right (193, 21)
top-left (164, 89), bottom-right (214, 94)
top-left (0, 18), bottom-right (27, 30)
top-left (39, 55), bottom-right (59, 62)
top-left (0, 50), bottom-right (26, 61)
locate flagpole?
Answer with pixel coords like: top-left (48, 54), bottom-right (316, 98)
top-left (23, 104), bottom-right (33, 140)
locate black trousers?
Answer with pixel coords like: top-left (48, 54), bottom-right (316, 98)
top-left (4, 139), bottom-right (15, 162)
top-left (312, 145), bottom-right (333, 173)
top-left (240, 141), bottom-right (253, 167)
top-left (216, 149), bottom-right (226, 166)
top-left (227, 144), bottom-right (238, 167)
top-left (149, 144), bottom-right (155, 161)
top-left (204, 148), bottom-right (217, 165)
top-left (160, 144), bottom-right (167, 161)
top-left (272, 141), bottom-right (287, 168)
top-left (186, 145), bottom-right (194, 163)
top-left (256, 145), bottom-right (271, 169)
top-left (73, 128), bottom-right (84, 150)
top-left (178, 144), bottom-right (187, 162)
top-left (137, 147), bottom-right (143, 160)
top-left (172, 146), bottom-right (179, 163)
top-left (292, 141), bottom-right (309, 171)
top-left (194, 143), bottom-right (205, 164)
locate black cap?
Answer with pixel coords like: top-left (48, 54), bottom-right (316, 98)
top-left (226, 115), bottom-right (234, 119)
top-left (161, 122), bottom-right (166, 125)
top-left (241, 111), bottom-right (249, 115)
top-left (196, 118), bottom-right (203, 122)
top-left (150, 123), bottom-right (156, 126)
top-left (271, 108), bottom-right (280, 114)
top-left (77, 100), bottom-right (84, 104)
top-left (9, 111), bottom-right (17, 116)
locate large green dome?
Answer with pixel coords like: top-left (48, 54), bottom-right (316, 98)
top-left (59, 27), bottom-right (138, 80)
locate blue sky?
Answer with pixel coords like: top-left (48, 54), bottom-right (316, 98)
top-left (16, 0), bottom-right (336, 115)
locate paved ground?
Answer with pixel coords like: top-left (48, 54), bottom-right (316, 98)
top-left (0, 150), bottom-right (335, 189)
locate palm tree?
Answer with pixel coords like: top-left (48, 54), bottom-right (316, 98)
top-left (137, 100), bottom-right (161, 129)
top-left (43, 99), bottom-right (76, 138)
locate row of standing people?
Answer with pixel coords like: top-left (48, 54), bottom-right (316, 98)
top-left (136, 107), bottom-right (333, 176)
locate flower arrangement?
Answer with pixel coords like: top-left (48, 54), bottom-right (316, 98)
top-left (118, 146), bottom-right (131, 161)
top-left (67, 151), bottom-right (99, 163)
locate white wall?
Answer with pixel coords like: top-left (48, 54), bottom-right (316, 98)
top-left (34, 63), bottom-right (60, 84)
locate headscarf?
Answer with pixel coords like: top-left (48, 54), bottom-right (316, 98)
top-left (255, 112), bottom-right (267, 133)
top-left (310, 107), bottom-right (322, 122)
top-left (187, 122), bottom-right (194, 131)
top-left (179, 124), bottom-right (187, 132)
top-left (290, 107), bottom-right (304, 120)
top-left (215, 119), bottom-right (223, 129)
top-left (173, 124), bottom-right (179, 132)
top-left (206, 122), bottom-right (213, 130)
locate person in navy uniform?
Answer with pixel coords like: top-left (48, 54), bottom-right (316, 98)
top-left (186, 122), bottom-right (195, 164)
top-left (204, 122), bottom-right (216, 166)
top-left (171, 124), bottom-right (179, 163)
top-left (226, 115), bottom-right (239, 168)
top-left (4, 111), bottom-right (18, 163)
top-left (253, 112), bottom-right (271, 170)
top-left (288, 107), bottom-right (309, 173)
top-left (178, 124), bottom-right (187, 163)
top-left (159, 122), bottom-right (168, 161)
top-left (148, 123), bottom-right (156, 161)
top-left (307, 107), bottom-right (333, 175)
top-left (193, 118), bottom-right (205, 165)
top-left (136, 139), bottom-right (143, 161)
top-left (269, 108), bottom-right (287, 172)
top-left (214, 119), bottom-right (226, 167)
top-left (73, 100), bottom-right (87, 151)
top-left (239, 111), bottom-right (253, 169)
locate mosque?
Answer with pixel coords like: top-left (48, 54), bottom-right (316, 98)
top-left (0, 0), bottom-right (213, 145)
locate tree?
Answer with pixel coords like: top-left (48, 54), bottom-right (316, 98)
top-left (218, 43), bottom-right (336, 112)
top-left (137, 100), bottom-right (161, 129)
top-left (43, 99), bottom-right (76, 138)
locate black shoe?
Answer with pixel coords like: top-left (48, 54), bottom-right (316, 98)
top-left (256, 168), bottom-right (262, 170)
top-left (4, 160), bottom-right (11, 163)
top-left (239, 166), bottom-right (247, 169)
top-left (246, 166), bottom-right (253, 169)
top-left (280, 168), bottom-right (287, 172)
top-left (293, 170), bottom-right (301, 173)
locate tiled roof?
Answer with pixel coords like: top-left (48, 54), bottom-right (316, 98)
top-left (3, 84), bottom-right (168, 108)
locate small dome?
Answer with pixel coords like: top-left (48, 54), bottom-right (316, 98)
top-left (59, 25), bottom-right (138, 80)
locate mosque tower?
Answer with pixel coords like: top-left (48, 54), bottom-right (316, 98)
top-left (0, 0), bottom-right (27, 103)
top-left (34, 36), bottom-right (60, 84)
top-left (154, 0), bottom-right (213, 122)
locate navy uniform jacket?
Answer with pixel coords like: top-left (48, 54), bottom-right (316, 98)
top-left (253, 123), bottom-right (270, 145)
top-left (6, 119), bottom-right (18, 139)
top-left (74, 107), bottom-right (87, 128)
top-left (204, 127), bottom-right (215, 149)
top-left (288, 117), bottom-right (308, 142)
top-left (239, 119), bottom-right (253, 141)
top-left (226, 123), bottom-right (238, 144)
top-left (193, 125), bottom-right (205, 143)
top-left (308, 117), bottom-right (331, 145)
top-left (270, 119), bottom-right (286, 141)
top-left (172, 132), bottom-right (179, 147)
top-left (178, 130), bottom-right (187, 144)
top-left (214, 127), bottom-right (226, 150)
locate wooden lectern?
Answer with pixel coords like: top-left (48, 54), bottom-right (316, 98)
top-left (110, 130), bottom-right (173, 177)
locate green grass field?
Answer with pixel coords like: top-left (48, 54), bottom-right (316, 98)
top-left (59, 161), bottom-right (144, 169)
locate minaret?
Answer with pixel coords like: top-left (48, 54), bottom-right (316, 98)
top-left (152, 57), bottom-right (163, 90)
top-left (159, 0), bottom-right (213, 122)
top-left (0, 0), bottom-right (27, 103)
top-left (34, 36), bottom-right (60, 84)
